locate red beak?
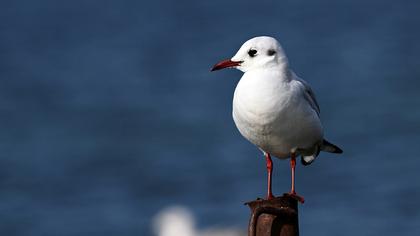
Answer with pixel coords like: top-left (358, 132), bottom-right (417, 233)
top-left (211, 59), bottom-right (242, 71)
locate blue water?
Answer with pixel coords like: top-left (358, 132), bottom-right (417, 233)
top-left (1, 0), bottom-right (420, 235)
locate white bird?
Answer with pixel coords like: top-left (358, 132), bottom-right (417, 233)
top-left (211, 36), bottom-right (342, 203)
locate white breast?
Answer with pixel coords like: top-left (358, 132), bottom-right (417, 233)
top-left (232, 70), bottom-right (323, 158)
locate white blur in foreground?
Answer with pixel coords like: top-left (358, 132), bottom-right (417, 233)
top-left (153, 206), bottom-right (245, 236)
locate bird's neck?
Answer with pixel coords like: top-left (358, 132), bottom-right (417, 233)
top-left (249, 63), bottom-right (291, 83)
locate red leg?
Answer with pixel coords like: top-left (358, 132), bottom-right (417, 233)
top-left (287, 153), bottom-right (305, 203)
top-left (264, 152), bottom-right (275, 200)
top-left (291, 154), bottom-right (296, 193)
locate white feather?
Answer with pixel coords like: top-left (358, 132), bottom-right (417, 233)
top-left (231, 36), bottom-right (323, 158)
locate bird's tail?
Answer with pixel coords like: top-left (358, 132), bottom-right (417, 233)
top-left (301, 139), bottom-right (343, 166)
top-left (321, 139), bottom-right (343, 154)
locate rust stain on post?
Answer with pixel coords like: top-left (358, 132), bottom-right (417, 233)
top-left (245, 194), bottom-right (299, 236)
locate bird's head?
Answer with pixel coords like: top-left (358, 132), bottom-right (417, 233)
top-left (211, 36), bottom-right (288, 73)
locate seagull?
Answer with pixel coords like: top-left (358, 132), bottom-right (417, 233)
top-left (211, 36), bottom-right (342, 203)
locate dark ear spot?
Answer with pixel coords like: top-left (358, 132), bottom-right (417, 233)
top-left (248, 49), bottom-right (257, 57)
top-left (267, 49), bottom-right (276, 56)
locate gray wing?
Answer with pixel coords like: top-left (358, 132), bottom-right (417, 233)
top-left (294, 74), bottom-right (320, 116)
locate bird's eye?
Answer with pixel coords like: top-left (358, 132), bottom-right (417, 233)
top-left (248, 49), bottom-right (257, 57)
top-left (267, 49), bottom-right (276, 56)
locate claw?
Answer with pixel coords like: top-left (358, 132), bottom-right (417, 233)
top-left (267, 193), bottom-right (275, 200)
top-left (286, 192), bottom-right (305, 204)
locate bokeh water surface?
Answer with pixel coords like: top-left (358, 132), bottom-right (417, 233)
top-left (1, 0), bottom-right (420, 235)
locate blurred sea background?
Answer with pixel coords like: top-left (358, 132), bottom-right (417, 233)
top-left (1, 0), bottom-right (420, 235)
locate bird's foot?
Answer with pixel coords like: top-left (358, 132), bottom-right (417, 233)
top-left (285, 191), bottom-right (305, 204)
top-left (266, 193), bottom-right (275, 200)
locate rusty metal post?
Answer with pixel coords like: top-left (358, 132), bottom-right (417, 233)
top-left (245, 194), bottom-right (299, 236)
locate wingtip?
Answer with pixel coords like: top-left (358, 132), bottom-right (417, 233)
top-left (301, 157), bottom-right (312, 166)
top-left (301, 155), bottom-right (316, 166)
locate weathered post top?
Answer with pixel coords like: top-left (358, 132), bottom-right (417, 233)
top-left (245, 194), bottom-right (299, 236)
